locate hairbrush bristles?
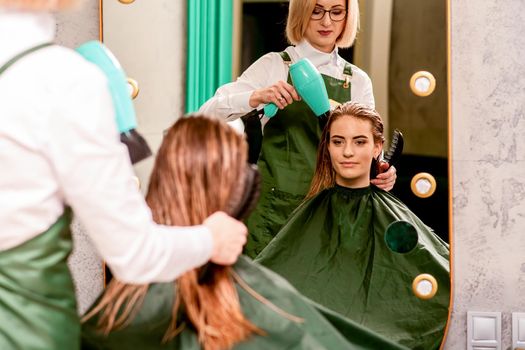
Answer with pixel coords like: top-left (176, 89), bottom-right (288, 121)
top-left (384, 129), bottom-right (404, 167)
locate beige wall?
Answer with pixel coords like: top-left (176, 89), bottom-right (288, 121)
top-left (101, 0), bottom-right (187, 194)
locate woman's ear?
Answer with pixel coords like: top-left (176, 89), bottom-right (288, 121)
top-left (373, 142), bottom-right (383, 159)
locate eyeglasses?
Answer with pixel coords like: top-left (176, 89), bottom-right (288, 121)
top-left (310, 7), bottom-right (347, 22)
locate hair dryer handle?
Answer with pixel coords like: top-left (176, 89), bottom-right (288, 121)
top-left (263, 103), bottom-right (278, 118)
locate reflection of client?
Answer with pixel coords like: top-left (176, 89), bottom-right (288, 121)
top-left (256, 102), bottom-right (450, 350)
top-left (81, 116), bottom-right (406, 350)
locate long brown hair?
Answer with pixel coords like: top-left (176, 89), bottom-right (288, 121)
top-left (84, 116), bottom-right (261, 350)
top-left (306, 102), bottom-right (385, 198)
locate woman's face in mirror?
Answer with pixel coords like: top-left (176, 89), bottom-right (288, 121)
top-left (328, 116), bottom-right (381, 188)
top-left (304, 0), bottom-right (347, 52)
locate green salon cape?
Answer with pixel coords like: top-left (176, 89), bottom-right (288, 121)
top-left (0, 209), bottom-right (79, 350)
top-left (82, 256), bottom-right (407, 350)
top-left (255, 185), bottom-right (450, 350)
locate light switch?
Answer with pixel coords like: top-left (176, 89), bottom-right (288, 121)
top-left (473, 316), bottom-right (496, 340)
top-left (512, 312), bottom-right (525, 349)
top-left (467, 311), bottom-right (501, 350)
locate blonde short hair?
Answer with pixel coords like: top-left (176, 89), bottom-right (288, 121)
top-left (0, 0), bottom-right (77, 11)
top-left (286, 0), bottom-right (359, 49)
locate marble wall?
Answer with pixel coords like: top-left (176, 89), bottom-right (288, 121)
top-left (444, 0), bottom-right (525, 348)
top-left (55, 0), bottom-right (103, 314)
top-left (57, 0), bottom-right (525, 347)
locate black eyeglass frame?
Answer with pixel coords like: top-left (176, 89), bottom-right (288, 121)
top-left (310, 8), bottom-right (348, 22)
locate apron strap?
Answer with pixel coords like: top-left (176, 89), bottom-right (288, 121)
top-left (244, 51), bottom-right (292, 164)
top-left (278, 51), bottom-right (292, 66)
top-left (342, 62), bottom-right (353, 89)
top-left (0, 42), bottom-right (54, 76)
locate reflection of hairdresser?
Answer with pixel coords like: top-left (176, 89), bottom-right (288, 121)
top-left (0, 1), bottom-right (247, 349)
top-left (200, 0), bottom-right (397, 257)
top-left (82, 115), bottom-right (407, 350)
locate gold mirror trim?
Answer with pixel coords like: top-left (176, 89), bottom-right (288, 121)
top-left (442, 0), bottom-right (454, 346)
top-left (410, 70), bottom-right (436, 97)
top-left (410, 172), bottom-right (437, 198)
top-left (412, 273), bottom-right (438, 300)
top-left (118, 0), bottom-right (135, 4)
top-left (127, 78), bottom-right (139, 100)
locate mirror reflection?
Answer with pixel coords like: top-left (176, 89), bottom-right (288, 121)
top-left (100, 0), bottom-right (450, 348)
top-left (235, 0), bottom-right (449, 242)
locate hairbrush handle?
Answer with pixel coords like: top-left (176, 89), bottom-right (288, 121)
top-left (370, 129), bottom-right (404, 178)
top-left (383, 129), bottom-right (404, 168)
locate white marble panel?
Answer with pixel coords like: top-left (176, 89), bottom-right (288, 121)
top-left (55, 0), bottom-right (104, 315)
top-left (451, 1), bottom-right (525, 163)
top-left (445, 0), bottom-right (525, 348)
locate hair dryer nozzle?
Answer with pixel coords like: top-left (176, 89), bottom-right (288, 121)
top-left (120, 129), bottom-right (152, 164)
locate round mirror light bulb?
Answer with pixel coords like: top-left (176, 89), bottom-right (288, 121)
top-left (415, 178), bottom-right (432, 194)
top-left (412, 273), bottom-right (438, 300)
top-left (415, 77), bottom-right (431, 93)
top-left (416, 279), bottom-right (433, 295)
top-left (410, 172), bottom-right (437, 198)
top-left (409, 71), bottom-right (436, 97)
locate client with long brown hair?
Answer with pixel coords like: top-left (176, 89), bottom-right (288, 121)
top-left (81, 115), bottom-right (405, 350)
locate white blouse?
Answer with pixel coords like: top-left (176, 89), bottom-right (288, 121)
top-left (0, 10), bottom-right (213, 284)
top-left (199, 40), bottom-right (375, 124)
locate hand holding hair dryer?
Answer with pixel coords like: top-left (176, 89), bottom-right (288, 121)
top-left (246, 58), bottom-right (330, 120)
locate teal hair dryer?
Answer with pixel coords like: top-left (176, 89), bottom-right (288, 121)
top-left (75, 41), bottom-right (152, 164)
top-left (241, 58), bottom-right (331, 163)
top-left (263, 58), bottom-right (330, 119)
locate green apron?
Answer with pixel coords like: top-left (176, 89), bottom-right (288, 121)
top-left (0, 209), bottom-right (79, 350)
top-left (255, 185), bottom-right (450, 350)
top-left (245, 52), bottom-right (353, 257)
top-left (82, 256), bottom-right (407, 350)
top-left (0, 43), bottom-right (79, 349)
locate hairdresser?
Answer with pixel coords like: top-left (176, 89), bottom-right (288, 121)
top-left (200, 0), bottom-right (396, 257)
top-left (0, 1), bottom-right (247, 348)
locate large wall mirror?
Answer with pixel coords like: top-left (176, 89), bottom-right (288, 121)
top-left (100, 0), bottom-right (451, 347)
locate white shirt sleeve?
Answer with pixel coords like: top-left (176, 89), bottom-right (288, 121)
top-left (350, 66), bottom-right (376, 108)
top-left (43, 64), bottom-right (213, 284)
top-left (199, 52), bottom-right (287, 120)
